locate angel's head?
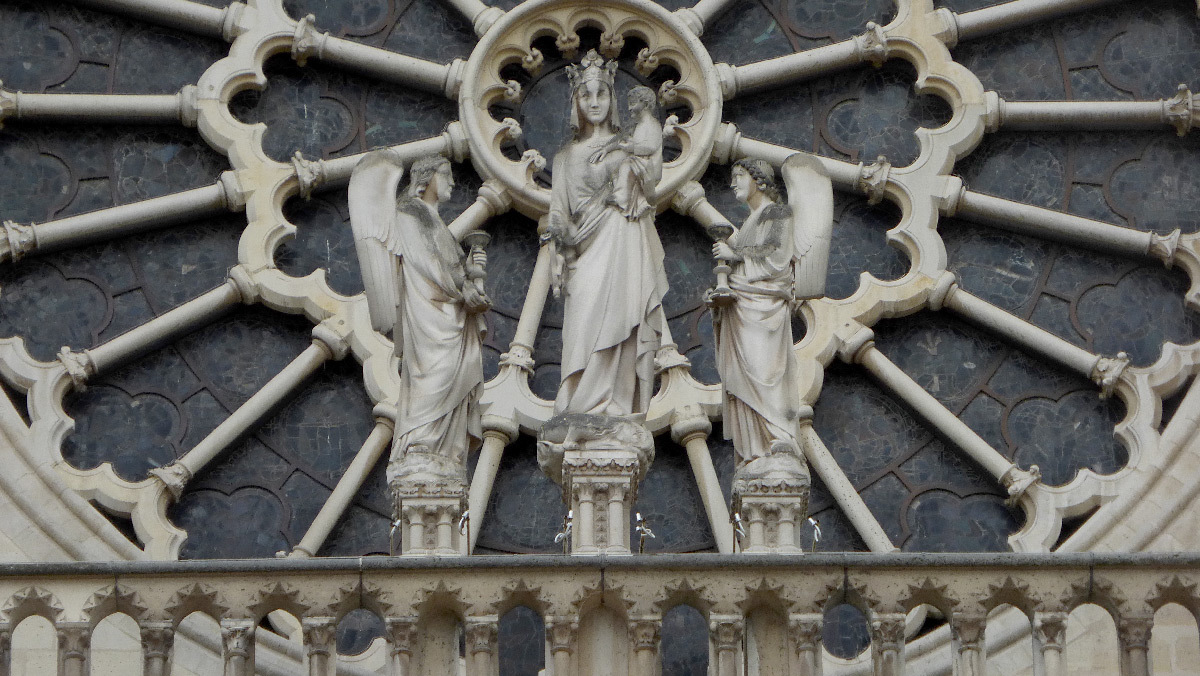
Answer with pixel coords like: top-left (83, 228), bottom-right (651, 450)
top-left (731, 158), bottom-right (780, 204)
top-left (407, 155), bottom-right (454, 205)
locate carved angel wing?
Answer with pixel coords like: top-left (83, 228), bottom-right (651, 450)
top-left (782, 153), bottom-right (834, 300)
top-left (348, 149), bottom-right (406, 334)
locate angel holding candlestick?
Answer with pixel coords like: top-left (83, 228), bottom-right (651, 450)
top-left (711, 154), bottom-right (833, 481)
top-left (348, 151), bottom-right (489, 484)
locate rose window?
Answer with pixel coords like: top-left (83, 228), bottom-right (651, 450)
top-left (2, 0), bottom-right (1200, 668)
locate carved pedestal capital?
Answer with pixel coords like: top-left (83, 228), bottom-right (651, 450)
top-left (1090, 351), bottom-right (1130, 399)
top-left (731, 448), bottom-right (810, 553)
top-left (538, 414), bottom-right (654, 555)
top-left (391, 474), bottom-right (468, 557)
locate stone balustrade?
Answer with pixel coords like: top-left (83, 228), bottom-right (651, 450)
top-left (0, 553), bottom-right (1195, 675)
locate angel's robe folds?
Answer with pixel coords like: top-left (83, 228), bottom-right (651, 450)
top-left (551, 136), bottom-right (668, 417)
top-left (716, 202), bottom-right (803, 463)
top-left (392, 199), bottom-right (485, 467)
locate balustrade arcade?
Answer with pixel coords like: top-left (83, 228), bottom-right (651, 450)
top-left (0, 553), bottom-right (1194, 675)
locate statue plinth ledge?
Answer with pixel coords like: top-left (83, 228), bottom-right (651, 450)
top-left (389, 449), bottom-right (468, 557)
top-left (732, 450), bottom-right (810, 554)
top-left (537, 414), bottom-right (655, 556)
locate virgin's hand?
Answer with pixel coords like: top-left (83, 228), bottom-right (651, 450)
top-left (713, 241), bottom-right (739, 261)
top-left (589, 149), bottom-right (607, 164)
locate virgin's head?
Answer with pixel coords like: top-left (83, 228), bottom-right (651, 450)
top-left (567, 50), bottom-right (620, 139)
top-left (731, 158), bottom-right (781, 204)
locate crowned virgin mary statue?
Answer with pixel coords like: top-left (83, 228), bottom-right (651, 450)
top-left (546, 50), bottom-right (670, 419)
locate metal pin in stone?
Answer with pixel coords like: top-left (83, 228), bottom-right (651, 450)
top-left (635, 512), bottom-right (656, 554)
top-left (731, 511), bottom-right (746, 551)
top-left (808, 516), bottom-right (821, 553)
top-left (554, 509), bottom-right (574, 554)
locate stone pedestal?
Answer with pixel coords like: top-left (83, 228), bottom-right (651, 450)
top-left (389, 449), bottom-right (468, 556)
top-left (731, 451), bottom-right (810, 554)
top-left (538, 414), bottom-right (654, 556)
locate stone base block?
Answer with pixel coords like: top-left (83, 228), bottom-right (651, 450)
top-left (537, 414), bottom-right (654, 556)
top-left (732, 452), bottom-right (810, 554)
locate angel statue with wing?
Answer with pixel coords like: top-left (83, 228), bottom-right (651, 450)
top-left (711, 154), bottom-right (833, 486)
top-left (348, 151), bottom-right (489, 488)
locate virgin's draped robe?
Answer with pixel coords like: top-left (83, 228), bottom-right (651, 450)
top-left (390, 198), bottom-right (485, 469)
top-left (716, 202), bottom-right (803, 463)
top-left (551, 138), bottom-right (669, 417)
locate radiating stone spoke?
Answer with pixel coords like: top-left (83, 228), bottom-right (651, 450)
top-left (947, 0), bottom-right (1126, 44)
top-left (796, 420), bottom-right (898, 553)
top-left (987, 86), bottom-right (1200, 136)
top-left (0, 86), bottom-right (198, 127)
top-left (946, 181), bottom-right (1180, 264)
top-left (1, 172), bottom-right (246, 262)
top-left (715, 24), bottom-right (886, 99)
top-left (290, 407), bottom-right (395, 558)
top-left (63, 0), bottom-right (231, 38)
top-left (714, 125), bottom-right (863, 192)
top-left (57, 272), bottom-right (256, 389)
top-left (149, 321), bottom-right (350, 501)
top-left (929, 272), bottom-right (1129, 399)
top-left (292, 15), bottom-right (463, 98)
top-left (437, 0), bottom-right (505, 38)
top-left (674, 0), bottom-right (743, 37)
top-left (837, 323), bottom-right (1041, 501)
top-left (292, 128), bottom-right (469, 197)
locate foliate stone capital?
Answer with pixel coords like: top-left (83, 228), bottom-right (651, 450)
top-left (302, 619), bottom-right (337, 657)
top-left (140, 622), bottom-right (174, 661)
top-left (856, 154), bottom-right (891, 205)
top-left (952, 613), bottom-right (987, 647)
top-left (465, 621), bottom-right (498, 655)
top-left (870, 613), bottom-right (907, 649)
top-left (220, 620), bottom-right (255, 659)
top-left (629, 618), bottom-right (660, 650)
top-left (854, 22), bottom-right (888, 67)
top-left (56, 622), bottom-right (90, 659)
top-left (150, 462), bottom-right (193, 501)
top-left (291, 151), bottom-right (326, 199)
top-left (291, 14), bottom-right (329, 67)
top-left (1164, 84), bottom-right (1196, 137)
top-left (710, 617), bottom-right (743, 648)
top-left (1035, 611), bottom-right (1068, 648)
top-left (57, 347), bottom-right (95, 390)
top-left (1117, 615), bottom-right (1153, 650)
top-left (1090, 351), bottom-right (1130, 399)
top-left (547, 617), bottom-right (577, 653)
top-left (1001, 464), bottom-right (1040, 502)
top-left (2, 220), bottom-right (37, 262)
top-left (1149, 229), bottom-right (1182, 267)
top-left (789, 615), bottom-right (823, 649)
top-left (498, 343), bottom-right (535, 374)
top-left (386, 618), bottom-right (417, 655)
